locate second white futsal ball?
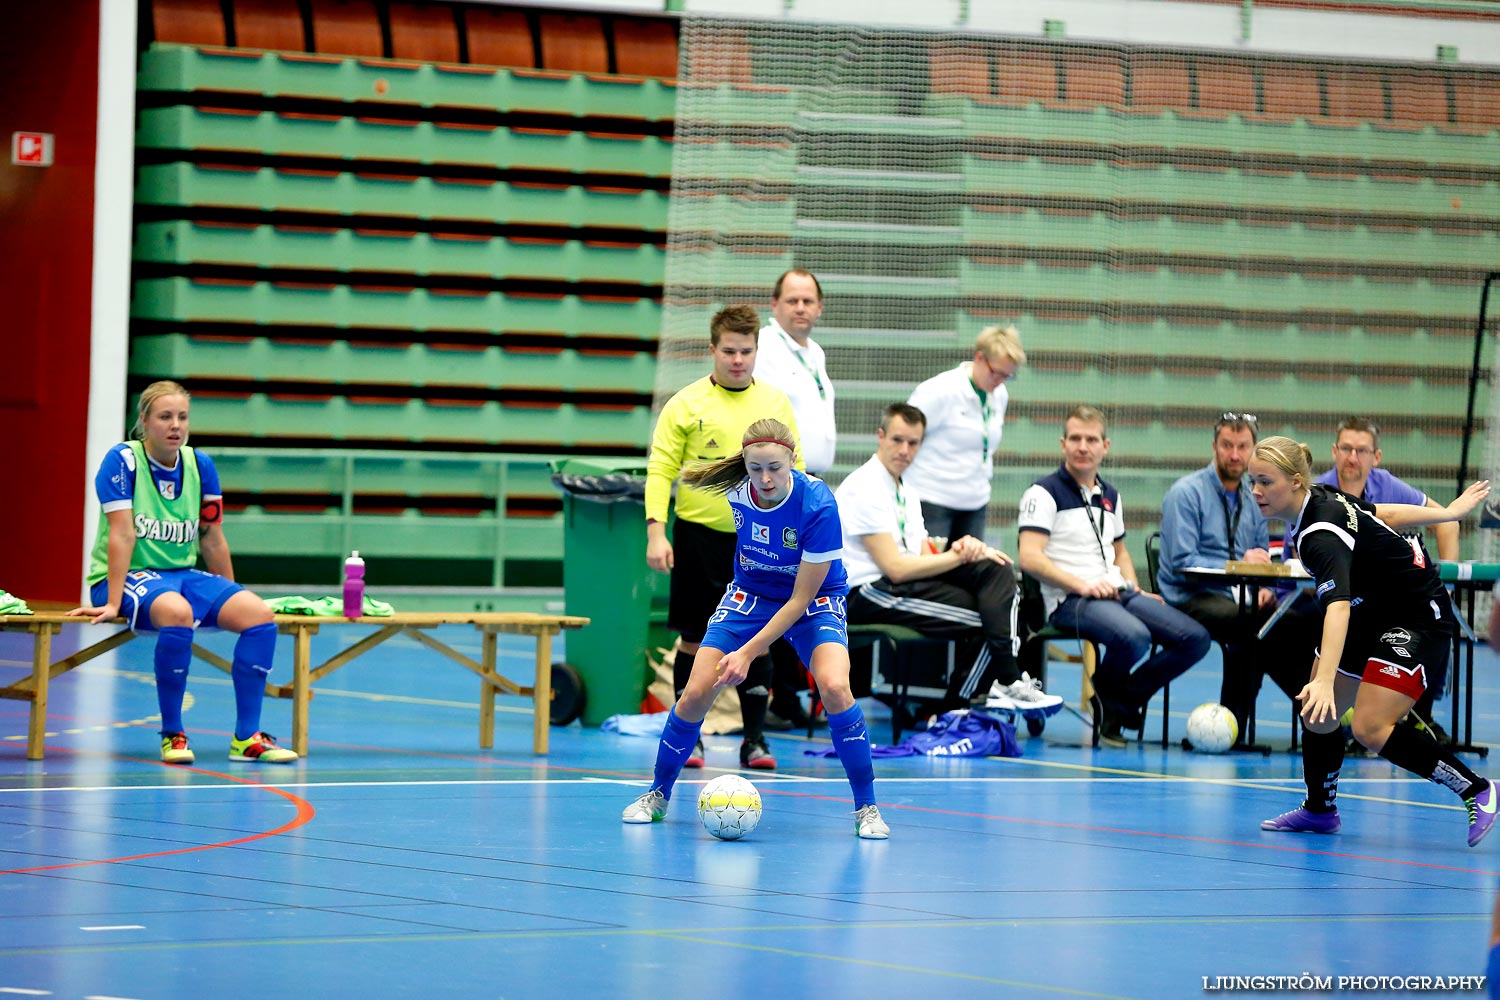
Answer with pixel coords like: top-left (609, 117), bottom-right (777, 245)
top-left (1186, 702), bottom-right (1238, 753)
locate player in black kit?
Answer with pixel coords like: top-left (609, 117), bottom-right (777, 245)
top-left (1247, 435), bottom-right (1494, 846)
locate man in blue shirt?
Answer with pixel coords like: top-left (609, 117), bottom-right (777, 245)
top-left (1158, 413), bottom-right (1320, 747)
top-left (1317, 416), bottom-right (1457, 743)
top-left (1316, 416), bottom-right (1457, 561)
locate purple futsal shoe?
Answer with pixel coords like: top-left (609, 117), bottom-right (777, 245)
top-left (1260, 804), bottom-right (1341, 835)
top-left (1466, 782), bottom-right (1497, 848)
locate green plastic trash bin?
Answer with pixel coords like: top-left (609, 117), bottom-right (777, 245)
top-left (551, 458), bottom-right (668, 725)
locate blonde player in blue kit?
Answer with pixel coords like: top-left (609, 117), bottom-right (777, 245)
top-left (622, 418), bottom-right (889, 838)
top-left (68, 381), bottom-right (297, 765)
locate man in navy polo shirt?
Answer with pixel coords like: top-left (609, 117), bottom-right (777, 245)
top-left (1017, 405), bottom-right (1210, 746)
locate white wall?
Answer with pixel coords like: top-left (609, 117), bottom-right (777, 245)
top-left (84, 0), bottom-right (137, 595)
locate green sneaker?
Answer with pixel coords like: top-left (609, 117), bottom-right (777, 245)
top-left (160, 732), bottom-right (194, 765)
top-left (228, 731), bottom-right (298, 763)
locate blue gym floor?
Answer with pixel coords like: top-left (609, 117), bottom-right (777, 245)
top-left (2, 624), bottom-right (1496, 999)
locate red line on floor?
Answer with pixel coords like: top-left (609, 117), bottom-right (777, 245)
top-left (1, 759), bottom-right (316, 875)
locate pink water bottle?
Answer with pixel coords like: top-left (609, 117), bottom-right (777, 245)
top-left (342, 550), bottom-right (365, 619)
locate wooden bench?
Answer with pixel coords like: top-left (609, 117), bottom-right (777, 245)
top-left (0, 611), bottom-right (588, 760)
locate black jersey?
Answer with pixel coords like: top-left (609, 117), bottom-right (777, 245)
top-left (1289, 484), bottom-right (1451, 624)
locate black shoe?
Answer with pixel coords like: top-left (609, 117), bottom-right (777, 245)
top-left (1097, 702), bottom-right (1131, 748)
top-left (763, 710), bottom-right (795, 732)
top-left (1419, 719), bottom-right (1452, 745)
top-left (1098, 719), bottom-right (1129, 748)
top-left (769, 699), bottom-right (811, 729)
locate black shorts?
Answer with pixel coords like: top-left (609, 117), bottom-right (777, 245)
top-left (1335, 618), bottom-right (1453, 701)
top-left (667, 518), bottom-right (736, 642)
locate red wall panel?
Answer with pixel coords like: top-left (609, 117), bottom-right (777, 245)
top-left (0, 2), bottom-right (102, 602)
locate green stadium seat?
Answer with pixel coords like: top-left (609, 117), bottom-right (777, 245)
top-left (132, 277), bottom-right (661, 337)
top-left (960, 203), bottom-right (1500, 268)
top-left (675, 82), bottom-right (795, 127)
top-left (137, 105), bottom-right (673, 176)
top-left (666, 189), bottom-right (794, 235)
top-left (670, 136), bottom-right (797, 183)
top-left (960, 152), bottom-right (1500, 220)
top-left (183, 392), bottom-right (650, 449)
top-left (140, 41), bottom-right (683, 121)
top-left (134, 163), bottom-right (671, 230)
top-left (958, 256), bottom-right (1478, 316)
top-left (130, 332), bottom-right (657, 394)
top-left (134, 219), bottom-right (664, 285)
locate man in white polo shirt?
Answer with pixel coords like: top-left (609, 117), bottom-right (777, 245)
top-left (755, 269), bottom-right (836, 475)
top-left (836, 402), bottom-right (1061, 715)
top-left (1017, 405), bottom-right (1210, 747)
top-left (754, 268), bottom-right (837, 727)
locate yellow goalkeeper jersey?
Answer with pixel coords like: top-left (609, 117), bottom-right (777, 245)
top-left (645, 376), bottom-right (802, 533)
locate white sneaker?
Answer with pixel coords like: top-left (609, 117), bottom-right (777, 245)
top-left (984, 680), bottom-right (1017, 710)
top-left (622, 789), bottom-right (668, 824)
top-left (987, 672), bottom-right (1064, 716)
top-left (855, 804), bottom-right (890, 839)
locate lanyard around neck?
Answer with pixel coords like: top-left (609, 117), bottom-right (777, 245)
top-left (971, 377), bottom-right (992, 463)
top-left (1079, 486), bottom-right (1109, 566)
top-left (895, 479), bottom-right (910, 552)
top-left (1219, 485), bottom-right (1244, 560)
top-left (777, 329), bottom-right (826, 400)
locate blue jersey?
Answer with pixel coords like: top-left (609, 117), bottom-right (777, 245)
top-left (94, 443), bottom-right (222, 514)
top-left (725, 470), bottom-right (847, 602)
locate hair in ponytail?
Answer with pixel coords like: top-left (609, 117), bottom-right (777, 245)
top-left (682, 418), bottom-right (798, 495)
top-left (1253, 435), bottom-right (1314, 488)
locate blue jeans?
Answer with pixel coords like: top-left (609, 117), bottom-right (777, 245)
top-left (918, 500), bottom-right (987, 545)
top-left (1049, 592), bottom-right (1211, 712)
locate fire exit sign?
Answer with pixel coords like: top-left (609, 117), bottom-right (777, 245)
top-left (12, 132), bottom-right (54, 167)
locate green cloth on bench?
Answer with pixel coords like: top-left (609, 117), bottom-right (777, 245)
top-left (266, 595), bottom-right (395, 617)
top-left (0, 590), bottom-right (33, 615)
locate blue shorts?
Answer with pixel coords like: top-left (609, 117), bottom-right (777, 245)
top-left (701, 585), bottom-right (848, 666)
top-left (90, 568), bottom-right (243, 632)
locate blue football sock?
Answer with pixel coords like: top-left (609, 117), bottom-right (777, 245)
top-left (230, 623), bottom-right (276, 741)
top-left (154, 626), bottom-right (194, 734)
top-left (828, 704), bottom-right (876, 809)
top-left (651, 708), bottom-right (704, 800)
